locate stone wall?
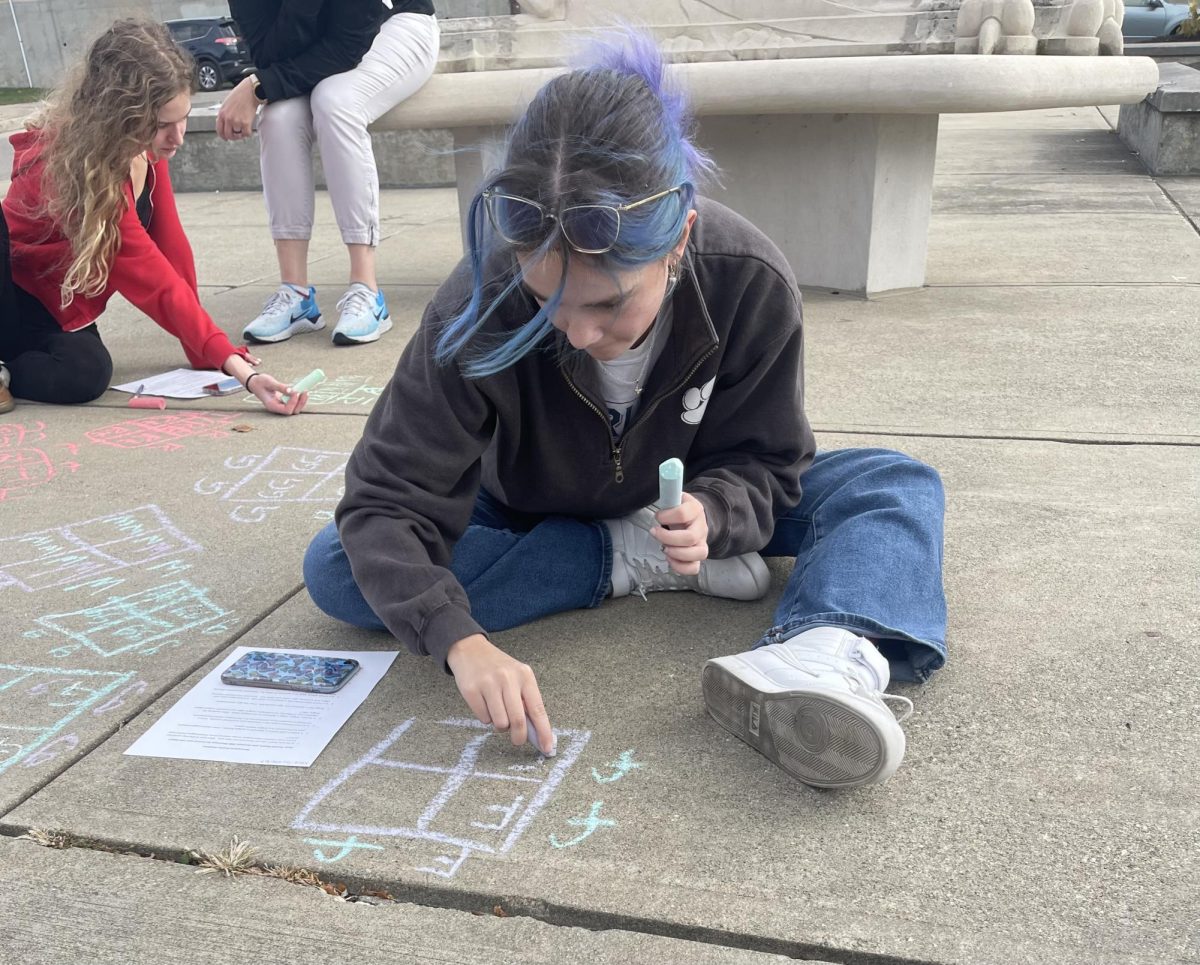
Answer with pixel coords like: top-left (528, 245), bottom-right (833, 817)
top-left (0, 0), bottom-right (508, 88)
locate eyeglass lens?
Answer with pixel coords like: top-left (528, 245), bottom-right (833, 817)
top-left (489, 195), bottom-right (548, 247)
top-left (559, 205), bottom-right (620, 253)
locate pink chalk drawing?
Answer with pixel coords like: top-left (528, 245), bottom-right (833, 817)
top-left (85, 412), bottom-right (240, 452)
top-left (292, 717), bottom-right (591, 879)
top-left (0, 664), bottom-right (136, 775)
top-left (0, 505), bottom-right (201, 594)
top-left (194, 446), bottom-right (349, 524)
top-left (0, 422), bottom-right (80, 501)
top-left (24, 579), bottom-right (234, 659)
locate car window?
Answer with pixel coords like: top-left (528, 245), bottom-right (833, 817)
top-left (217, 23), bottom-right (238, 38)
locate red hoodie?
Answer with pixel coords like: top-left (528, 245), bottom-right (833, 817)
top-left (2, 129), bottom-right (249, 371)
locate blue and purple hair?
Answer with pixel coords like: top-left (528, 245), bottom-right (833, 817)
top-left (434, 31), bottom-right (716, 377)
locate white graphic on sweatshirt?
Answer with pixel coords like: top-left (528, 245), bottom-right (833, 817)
top-left (681, 377), bottom-right (715, 425)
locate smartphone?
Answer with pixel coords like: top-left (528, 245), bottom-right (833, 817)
top-left (220, 651), bottom-right (360, 694)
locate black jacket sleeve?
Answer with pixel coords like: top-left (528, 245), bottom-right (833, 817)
top-left (230, 0), bottom-right (388, 102)
top-left (336, 304), bottom-right (496, 671)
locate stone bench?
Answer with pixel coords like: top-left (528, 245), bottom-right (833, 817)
top-left (372, 54), bottom-right (1159, 296)
top-left (1117, 62), bottom-right (1200, 175)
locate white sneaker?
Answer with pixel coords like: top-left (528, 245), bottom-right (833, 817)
top-left (606, 507), bottom-right (770, 602)
top-left (703, 627), bottom-right (913, 789)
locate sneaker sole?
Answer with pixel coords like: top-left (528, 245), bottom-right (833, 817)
top-left (332, 315), bottom-right (392, 346)
top-left (243, 315), bottom-right (325, 344)
top-left (702, 660), bottom-right (895, 789)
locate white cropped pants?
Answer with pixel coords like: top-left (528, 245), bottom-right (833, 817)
top-left (257, 12), bottom-right (439, 246)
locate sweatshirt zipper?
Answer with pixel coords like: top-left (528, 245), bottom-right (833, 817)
top-left (562, 343), bottom-right (717, 486)
top-left (562, 369), bottom-right (626, 482)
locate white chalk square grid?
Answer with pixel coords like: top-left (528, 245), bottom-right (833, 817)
top-left (293, 718), bottom-right (591, 862)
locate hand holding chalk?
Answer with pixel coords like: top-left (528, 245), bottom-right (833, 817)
top-left (280, 368), bottom-right (325, 404)
top-left (659, 457), bottom-right (684, 509)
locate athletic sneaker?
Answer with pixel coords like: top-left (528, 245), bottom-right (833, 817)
top-left (703, 627), bottom-right (913, 789)
top-left (242, 284), bottom-right (323, 344)
top-left (606, 507), bottom-right (770, 601)
top-left (331, 283), bottom-right (392, 345)
top-left (0, 363), bottom-right (13, 414)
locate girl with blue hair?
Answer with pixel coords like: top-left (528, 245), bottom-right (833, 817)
top-left (304, 36), bottom-right (948, 790)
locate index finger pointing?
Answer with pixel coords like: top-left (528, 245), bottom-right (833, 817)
top-left (523, 690), bottom-right (555, 757)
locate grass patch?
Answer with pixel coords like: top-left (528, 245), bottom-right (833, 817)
top-left (0, 87), bottom-right (45, 107)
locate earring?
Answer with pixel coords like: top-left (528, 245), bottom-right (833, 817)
top-left (667, 259), bottom-right (680, 288)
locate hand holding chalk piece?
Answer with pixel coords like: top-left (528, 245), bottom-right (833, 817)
top-left (128, 383), bottom-right (166, 410)
top-left (659, 457), bottom-right (684, 509)
top-left (280, 368), bottom-right (325, 404)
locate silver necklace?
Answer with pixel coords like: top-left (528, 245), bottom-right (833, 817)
top-left (632, 320), bottom-right (659, 396)
top-left (631, 259), bottom-right (679, 396)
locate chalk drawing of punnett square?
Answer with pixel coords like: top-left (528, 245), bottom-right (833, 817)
top-left (293, 718), bottom-right (591, 873)
top-left (195, 447), bottom-right (348, 524)
top-left (0, 664), bottom-right (135, 774)
top-left (28, 579), bottom-right (232, 658)
top-left (0, 504), bottom-right (200, 594)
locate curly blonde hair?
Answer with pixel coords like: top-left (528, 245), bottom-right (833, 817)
top-left (28, 19), bottom-right (193, 307)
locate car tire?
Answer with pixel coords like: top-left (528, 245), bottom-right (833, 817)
top-left (195, 60), bottom-right (221, 92)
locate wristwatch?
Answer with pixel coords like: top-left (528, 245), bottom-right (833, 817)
top-left (247, 72), bottom-right (267, 103)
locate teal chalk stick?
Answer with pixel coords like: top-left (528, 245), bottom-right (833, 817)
top-left (281, 368), bottom-right (326, 403)
top-left (659, 457), bottom-right (684, 509)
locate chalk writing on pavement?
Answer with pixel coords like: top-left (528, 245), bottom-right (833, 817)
top-left (85, 413), bottom-right (240, 452)
top-left (0, 422), bottom-right (79, 501)
top-left (0, 664), bottom-right (136, 775)
top-left (0, 505), bottom-right (200, 595)
top-left (292, 717), bottom-right (591, 878)
top-left (23, 580), bottom-right (233, 659)
top-left (195, 447), bottom-right (348, 524)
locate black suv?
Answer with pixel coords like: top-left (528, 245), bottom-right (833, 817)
top-left (165, 18), bottom-right (254, 92)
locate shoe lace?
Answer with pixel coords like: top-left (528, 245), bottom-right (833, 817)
top-left (261, 286), bottom-right (301, 317)
top-left (626, 556), bottom-right (696, 602)
top-left (881, 693), bottom-right (914, 723)
top-left (336, 286), bottom-right (375, 319)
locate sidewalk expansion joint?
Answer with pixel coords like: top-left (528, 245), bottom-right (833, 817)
top-left (1154, 183), bottom-right (1200, 240)
top-left (0, 827), bottom-right (950, 965)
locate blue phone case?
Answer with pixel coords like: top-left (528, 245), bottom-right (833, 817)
top-left (220, 651), bottom-right (360, 694)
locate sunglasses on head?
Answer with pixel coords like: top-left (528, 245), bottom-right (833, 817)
top-left (481, 184), bottom-right (686, 255)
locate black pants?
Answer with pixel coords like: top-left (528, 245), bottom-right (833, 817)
top-left (0, 208), bottom-right (113, 404)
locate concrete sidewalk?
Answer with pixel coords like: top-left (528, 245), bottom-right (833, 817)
top-left (0, 107), bottom-right (1197, 965)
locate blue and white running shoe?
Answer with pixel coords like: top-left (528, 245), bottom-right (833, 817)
top-left (331, 283), bottom-right (392, 345)
top-left (242, 284), bottom-right (323, 344)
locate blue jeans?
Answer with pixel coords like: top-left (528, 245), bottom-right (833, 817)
top-left (304, 448), bottom-right (947, 683)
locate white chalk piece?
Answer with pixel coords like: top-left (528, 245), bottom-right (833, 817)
top-left (281, 368), bottom-right (326, 403)
top-left (529, 729), bottom-right (557, 758)
top-left (659, 457), bottom-right (684, 509)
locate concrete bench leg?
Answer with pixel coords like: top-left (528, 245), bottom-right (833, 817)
top-left (699, 113), bottom-right (940, 297)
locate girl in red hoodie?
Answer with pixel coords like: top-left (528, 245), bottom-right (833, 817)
top-left (0, 19), bottom-right (307, 415)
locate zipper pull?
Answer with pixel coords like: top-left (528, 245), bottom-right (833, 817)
top-left (612, 447), bottom-right (625, 484)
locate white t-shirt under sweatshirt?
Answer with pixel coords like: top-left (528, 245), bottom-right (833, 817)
top-left (595, 300), bottom-right (673, 439)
